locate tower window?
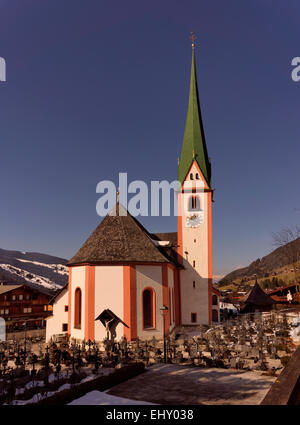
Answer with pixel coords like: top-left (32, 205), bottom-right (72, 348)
top-left (190, 173), bottom-right (194, 180)
top-left (74, 287), bottom-right (82, 329)
top-left (62, 323), bottom-right (68, 332)
top-left (191, 313), bottom-right (197, 323)
top-left (65, 305), bottom-right (69, 312)
top-left (188, 195), bottom-right (201, 211)
top-left (196, 173), bottom-right (199, 180)
top-left (194, 239), bottom-right (196, 243)
top-left (193, 281), bottom-right (196, 288)
top-left (193, 260), bottom-right (196, 267)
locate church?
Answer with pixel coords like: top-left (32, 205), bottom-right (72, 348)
top-left (46, 44), bottom-right (220, 343)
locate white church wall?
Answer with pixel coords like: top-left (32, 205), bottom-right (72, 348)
top-left (70, 266), bottom-right (86, 340)
top-left (46, 289), bottom-right (68, 342)
top-left (136, 265), bottom-right (163, 339)
top-left (94, 265), bottom-right (124, 342)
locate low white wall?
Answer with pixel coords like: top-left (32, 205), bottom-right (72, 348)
top-left (46, 289), bottom-right (69, 342)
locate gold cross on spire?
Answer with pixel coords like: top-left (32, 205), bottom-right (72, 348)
top-left (190, 31), bottom-right (197, 49)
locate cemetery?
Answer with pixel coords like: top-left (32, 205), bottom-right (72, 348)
top-left (0, 308), bottom-right (300, 405)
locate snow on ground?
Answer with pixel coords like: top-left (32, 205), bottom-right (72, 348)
top-left (290, 325), bottom-right (300, 343)
top-left (10, 392), bottom-right (56, 405)
top-left (17, 258), bottom-right (68, 276)
top-left (7, 368), bottom-right (135, 406)
top-left (10, 390), bottom-right (156, 406)
top-left (0, 263), bottom-right (62, 291)
top-left (25, 380), bottom-right (44, 389)
top-left (68, 391), bottom-right (156, 405)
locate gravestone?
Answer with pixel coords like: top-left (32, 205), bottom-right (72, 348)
top-left (189, 344), bottom-right (198, 360)
top-left (230, 357), bottom-right (237, 368)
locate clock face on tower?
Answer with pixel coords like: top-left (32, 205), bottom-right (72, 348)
top-left (185, 213), bottom-right (203, 228)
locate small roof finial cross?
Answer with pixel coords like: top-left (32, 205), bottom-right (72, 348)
top-left (190, 31), bottom-right (197, 49)
top-left (116, 187), bottom-right (120, 216)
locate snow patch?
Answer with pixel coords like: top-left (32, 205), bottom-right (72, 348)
top-left (0, 264), bottom-right (61, 291)
top-left (17, 258), bottom-right (68, 276)
top-left (68, 391), bottom-right (156, 405)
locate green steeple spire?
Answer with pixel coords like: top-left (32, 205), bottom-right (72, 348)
top-left (178, 47), bottom-right (211, 187)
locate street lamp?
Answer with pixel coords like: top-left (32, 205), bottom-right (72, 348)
top-left (160, 305), bottom-right (168, 363)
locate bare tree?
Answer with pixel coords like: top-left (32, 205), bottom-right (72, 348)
top-left (272, 225), bottom-right (300, 282)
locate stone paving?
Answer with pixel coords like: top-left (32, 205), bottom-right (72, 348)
top-left (108, 364), bottom-right (276, 405)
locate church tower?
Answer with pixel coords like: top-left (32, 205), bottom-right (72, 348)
top-left (177, 40), bottom-right (213, 325)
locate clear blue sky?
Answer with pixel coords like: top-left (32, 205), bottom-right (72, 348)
top-left (0, 0), bottom-right (299, 277)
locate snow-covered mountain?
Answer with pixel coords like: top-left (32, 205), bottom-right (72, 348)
top-left (0, 248), bottom-right (68, 295)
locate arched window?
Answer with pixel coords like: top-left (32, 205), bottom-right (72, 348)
top-left (212, 294), bottom-right (218, 306)
top-left (142, 288), bottom-right (155, 329)
top-left (188, 195), bottom-right (201, 211)
top-left (190, 173), bottom-right (194, 180)
top-left (74, 288), bottom-right (82, 329)
top-left (195, 173), bottom-right (199, 180)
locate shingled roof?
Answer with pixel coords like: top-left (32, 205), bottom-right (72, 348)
top-left (244, 282), bottom-right (275, 306)
top-left (67, 204), bottom-right (175, 266)
top-left (150, 232), bottom-right (180, 266)
top-left (151, 232), bottom-right (178, 247)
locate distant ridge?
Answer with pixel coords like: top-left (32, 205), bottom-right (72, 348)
top-left (218, 236), bottom-right (300, 288)
top-left (0, 248), bottom-right (68, 295)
